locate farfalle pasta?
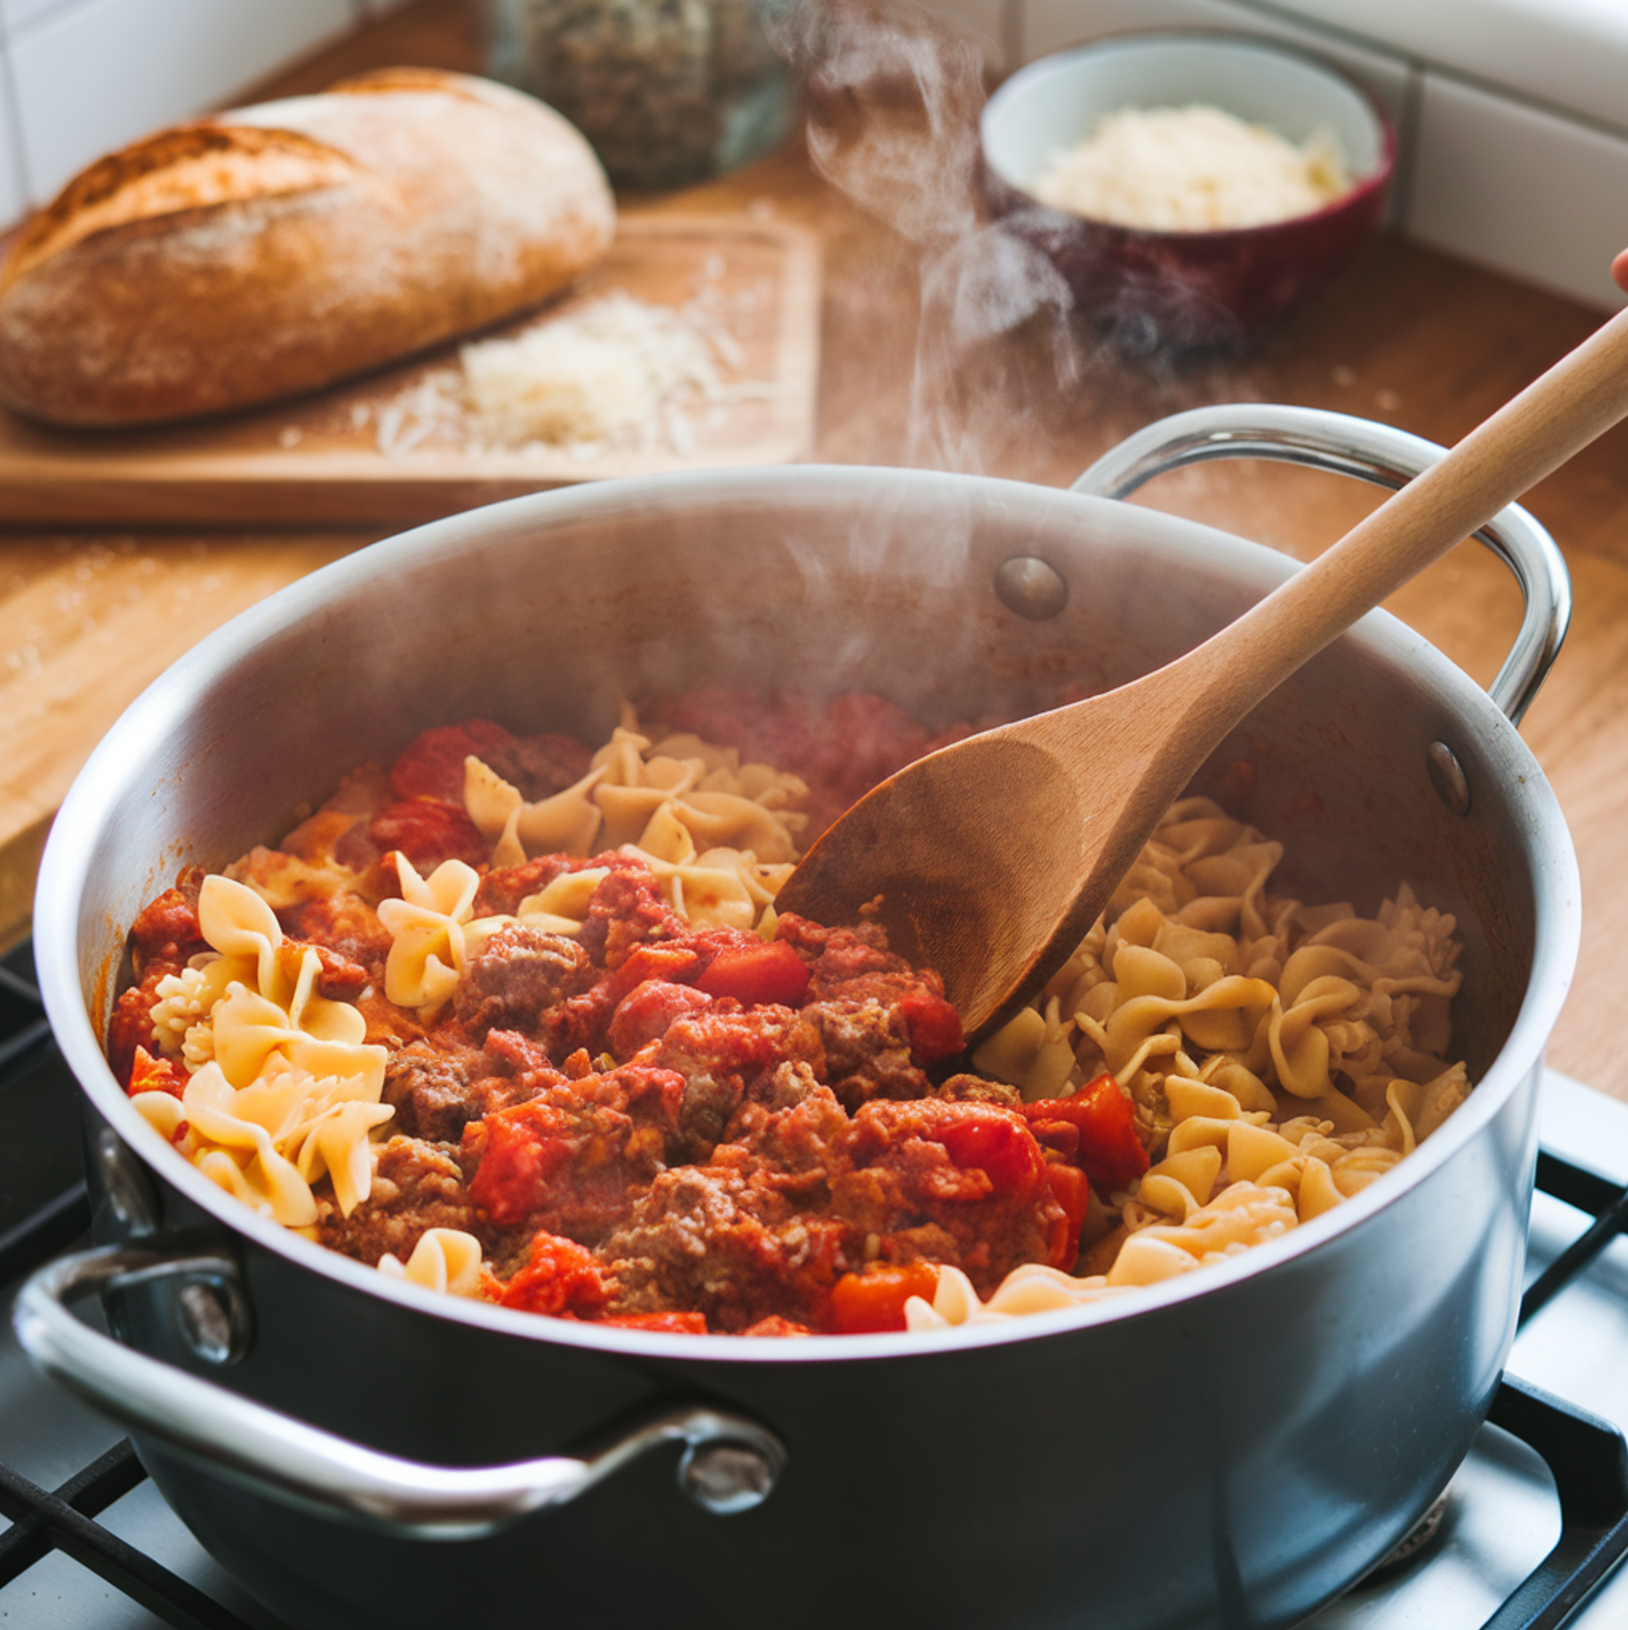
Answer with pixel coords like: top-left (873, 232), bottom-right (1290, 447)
top-left (377, 855), bottom-right (485, 1011)
top-left (378, 1227), bottom-right (485, 1298)
top-left (108, 697), bottom-right (1473, 1336)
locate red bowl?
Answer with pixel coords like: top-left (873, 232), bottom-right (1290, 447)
top-left (980, 31), bottom-right (1396, 349)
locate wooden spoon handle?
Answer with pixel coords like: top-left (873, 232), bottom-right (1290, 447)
top-left (1173, 301), bottom-right (1628, 733)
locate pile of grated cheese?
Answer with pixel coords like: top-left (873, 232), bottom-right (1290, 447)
top-left (460, 291), bottom-right (724, 447)
top-left (1029, 104), bottom-right (1349, 232)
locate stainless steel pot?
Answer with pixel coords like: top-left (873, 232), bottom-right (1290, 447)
top-left (17, 405), bottom-right (1580, 1630)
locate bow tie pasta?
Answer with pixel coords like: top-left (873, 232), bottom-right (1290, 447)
top-left (131, 874), bottom-right (390, 1229)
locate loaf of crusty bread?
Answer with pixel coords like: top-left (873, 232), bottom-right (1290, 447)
top-left (0, 67), bottom-right (616, 427)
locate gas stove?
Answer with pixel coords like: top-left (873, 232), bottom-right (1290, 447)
top-left (2, 937), bottom-right (1626, 1629)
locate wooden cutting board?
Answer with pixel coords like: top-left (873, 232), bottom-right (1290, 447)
top-left (0, 215), bottom-right (821, 527)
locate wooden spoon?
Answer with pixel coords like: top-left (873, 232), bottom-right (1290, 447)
top-left (776, 303), bottom-right (1628, 1046)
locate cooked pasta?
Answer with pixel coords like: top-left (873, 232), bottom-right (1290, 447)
top-left (129, 874), bottom-right (390, 1228)
top-left (108, 697), bottom-right (1472, 1335)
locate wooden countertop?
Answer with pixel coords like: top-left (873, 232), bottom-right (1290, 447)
top-left (7, 0), bottom-right (1628, 1104)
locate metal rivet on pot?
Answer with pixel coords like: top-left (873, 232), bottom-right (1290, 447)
top-left (995, 556), bottom-right (1069, 621)
top-left (1427, 741), bottom-right (1472, 816)
top-left (93, 1125), bottom-right (160, 1236)
top-left (175, 1277), bottom-right (252, 1367)
top-left (678, 1439), bottom-right (781, 1514)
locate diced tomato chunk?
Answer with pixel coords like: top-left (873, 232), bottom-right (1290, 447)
top-left (938, 1111), bottom-right (1046, 1194)
top-left (1044, 1162), bottom-right (1090, 1270)
top-left (603, 942), bottom-right (703, 1006)
top-left (390, 721), bottom-right (520, 803)
top-left (830, 1262), bottom-right (941, 1333)
top-left (1024, 1073), bottom-right (1150, 1194)
top-left (608, 979), bottom-right (713, 1056)
top-left (467, 1102), bottom-right (575, 1226)
top-left (496, 1231), bottom-right (610, 1318)
top-left (369, 798), bottom-right (488, 871)
top-left (897, 989), bottom-right (963, 1063)
top-left (696, 939), bottom-right (811, 1007)
top-left (128, 1045), bottom-right (188, 1100)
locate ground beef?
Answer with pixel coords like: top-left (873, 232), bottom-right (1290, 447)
top-left (576, 865), bottom-right (686, 968)
top-left (597, 1085), bottom-right (1060, 1325)
top-left (107, 970), bottom-right (171, 1088)
top-left (289, 939), bottom-right (371, 1002)
top-left (384, 1029), bottom-right (572, 1143)
top-left (389, 721), bottom-right (529, 804)
top-left (383, 1039), bottom-right (481, 1142)
top-left (802, 995), bottom-right (929, 1110)
top-left (745, 1059), bottom-right (824, 1114)
top-left (776, 912), bottom-right (906, 993)
top-left (502, 732), bottom-right (596, 801)
top-left (466, 1064), bottom-right (692, 1257)
top-left (647, 1004), bottom-right (826, 1153)
top-left (832, 1099), bottom-right (1058, 1294)
top-left (318, 1136), bottom-right (482, 1267)
top-left (935, 1073), bottom-right (1025, 1109)
top-left (369, 798), bottom-right (488, 871)
top-left (600, 1132), bottom-right (855, 1334)
top-left (454, 924), bottom-right (596, 1038)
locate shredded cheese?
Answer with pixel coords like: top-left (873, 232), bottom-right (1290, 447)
top-left (1030, 104), bottom-right (1349, 232)
top-left (461, 292), bottom-right (723, 446)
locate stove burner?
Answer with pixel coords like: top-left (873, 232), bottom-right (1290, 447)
top-left (2, 937), bottom-right (1627, 1629)
top-left (1367, 1491), bottom-right (1451, 1577)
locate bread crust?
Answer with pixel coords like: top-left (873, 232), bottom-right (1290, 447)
top-left (0, 68), bottom-right (617, 427)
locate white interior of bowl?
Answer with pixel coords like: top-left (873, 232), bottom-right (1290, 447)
top-left (982, 31), bottom-right (1387, 211)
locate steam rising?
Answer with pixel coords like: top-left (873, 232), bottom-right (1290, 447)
top-left (778, 0), bottom-right (1084, 473)
top-left (769, 0), bottom-right (1275, 495)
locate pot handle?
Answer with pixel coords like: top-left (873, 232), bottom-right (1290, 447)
top-left (1071, 403), bottom-right (1571, 724)
top-left (12, 1238), bottom-right (788, 1539)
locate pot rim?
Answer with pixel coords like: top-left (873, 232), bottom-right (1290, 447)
top-left (34, 463), bottom-right (1582, 1364)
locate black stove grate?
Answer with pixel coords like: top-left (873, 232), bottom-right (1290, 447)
top-left (1, 940), bottom-right (1627, 1630)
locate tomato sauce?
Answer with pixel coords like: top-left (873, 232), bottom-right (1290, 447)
top-left (111, 693), bottom-right (1147, 1336)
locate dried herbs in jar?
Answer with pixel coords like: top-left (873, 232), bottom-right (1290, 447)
top-left (487, 0), bottom-right (795, 189)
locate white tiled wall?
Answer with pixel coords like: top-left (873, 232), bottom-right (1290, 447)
top-left (1257, 0), bottom-right (1628, 134)
top-left (980, 0), bottom-right (1628, 312)
top-left (0, 0), bottom-right (366, 220)
top-left (1411, 71), bottom-right (1628, 313)
top-left (0, 0), bottom-right (76, 33)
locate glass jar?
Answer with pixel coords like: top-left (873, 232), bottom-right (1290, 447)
top-left (486, 0), bottom-right (796, 191)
